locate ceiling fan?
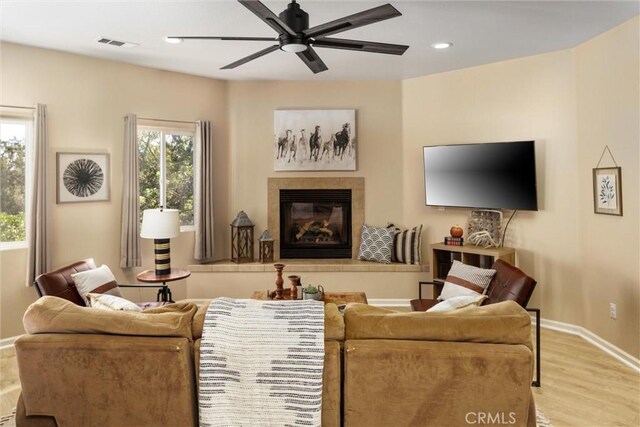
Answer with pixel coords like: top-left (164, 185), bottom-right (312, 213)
top-left (166, 0), bottom-right (409, 74)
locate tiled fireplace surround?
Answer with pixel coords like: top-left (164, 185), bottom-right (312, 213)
top-left (187, 177), bottom-right (426, 303)
top-left (268, 177), bottom-right (364, 260)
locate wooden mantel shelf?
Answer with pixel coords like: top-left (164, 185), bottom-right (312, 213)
top-left (189, 259), bottom-right (429, 273)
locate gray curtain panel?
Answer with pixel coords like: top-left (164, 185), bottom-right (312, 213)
top-left (194, 120), bottom-right (215, 261)
top-left (120, 113), bottom-right (141, 268)
top-left (27, 104), bottom-right (51, 285)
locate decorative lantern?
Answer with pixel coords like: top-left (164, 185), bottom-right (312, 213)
top-left (258, 230), bottom-right (275, 263)
top-left (230, 211), bottom-right (255, 263)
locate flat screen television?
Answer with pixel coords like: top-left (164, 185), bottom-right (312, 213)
top-left (423, 141), bottom-right (538, 210)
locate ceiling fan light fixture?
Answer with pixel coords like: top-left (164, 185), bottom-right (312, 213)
top-left (164, 37), bottom-right (184, 44)
top-left (432, 42), bottom-right (453, 49)
top-left (280, 41), bottom-right (308, 53)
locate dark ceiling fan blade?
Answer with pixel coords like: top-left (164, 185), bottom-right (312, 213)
top-left (221, 44), bottom-right (280, 69)
top-left (238, 0), bottom-right (297, 37)
top-left (303, 4), bottom-right (401, 39)
top-left (296, 46), bottom-right (328, 74)
top-left (167, 36), bottom-right (277, 41)
top-left (312, 37), bottom-right (408, 55)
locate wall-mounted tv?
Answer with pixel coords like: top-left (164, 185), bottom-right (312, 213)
top-left (423, 141), bottom-right (538, 211)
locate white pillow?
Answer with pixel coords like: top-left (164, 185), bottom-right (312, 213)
top-left (71, 264), bottom-right (123, 305)
top-left (438, 260), bottom-right (497, 301)
top-left (427, 295), bottom-right (488, 312)
top-left (87, 293), bottom-right (142, 312)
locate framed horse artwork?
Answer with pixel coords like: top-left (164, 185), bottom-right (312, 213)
top-left (274, 109), bottom-right (356, 171)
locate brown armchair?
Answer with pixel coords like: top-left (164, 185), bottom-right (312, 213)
top-left (410, 259), bottom-right (536, 311)
top-left (410, 259), bottom-right (540, 386)
top-left (34, 258), bottom-right (164, 309)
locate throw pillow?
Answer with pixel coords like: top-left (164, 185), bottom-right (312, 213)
top-left (438, 260), bottom-right (496, 301)
top-left (426, 294), bottom-right (488, 312)
top-left (87, 293), bottom-right (142, 312)
top-left (387, 223), bottom-right (423, 264)
top-left (357, 224), bottom-right (394, 264)
top-left (71, 264), bottom-right (123, 305)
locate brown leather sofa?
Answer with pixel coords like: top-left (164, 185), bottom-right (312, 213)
top-left (15, 297), bottom-right (536, 426)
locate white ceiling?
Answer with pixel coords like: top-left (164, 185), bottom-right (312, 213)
top-left (1, 0), bottom-right (638, 81)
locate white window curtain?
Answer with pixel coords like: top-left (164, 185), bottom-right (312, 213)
top-left (26, 104), bottom-right (51, 285)
top-left (194, 120), bottom-right (215, 261)
top-left (120, 113), bottom-right (141, 268)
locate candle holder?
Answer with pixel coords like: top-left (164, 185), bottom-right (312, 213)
top-left (273, 263), bottom-right (285, 300)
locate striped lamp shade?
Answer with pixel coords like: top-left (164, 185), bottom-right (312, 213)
top-left (141, 209), bottom-right (180, 276)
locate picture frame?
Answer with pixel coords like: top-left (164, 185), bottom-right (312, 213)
top-left (592, 167), bottom-right (622, 216)
top-left (57, 152), bottom-right (110, 203)
top-left (274, 109), bottom-right (356, 171)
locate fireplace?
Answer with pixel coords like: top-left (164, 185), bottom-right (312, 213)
top-left (279, 189), bottom-right (352, 258)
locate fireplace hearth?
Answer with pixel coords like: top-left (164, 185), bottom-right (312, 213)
top-left (280, 189), bottom-right (352, 258)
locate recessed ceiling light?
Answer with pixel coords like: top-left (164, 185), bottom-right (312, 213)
top-left (164, 37), bottom-right (183, 44)
top-left (432, 42), bottom-right (453, 50)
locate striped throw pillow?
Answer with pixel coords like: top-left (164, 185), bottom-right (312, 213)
top-left (438, 260), bottom-right (497, 301)
top-left (387, 223), bottom-right (423, 264)
top-left (71, 264), bottom-right (123, 305)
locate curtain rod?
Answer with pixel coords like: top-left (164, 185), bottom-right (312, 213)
top-left (138, 117), bottom-right (197, 125)
top-left (0, 104), bottom-right (36, 110)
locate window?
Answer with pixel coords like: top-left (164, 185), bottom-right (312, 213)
top-left (138, 127), bottom-right (194, 227)
top-left (0, 119), bottom-right (30, 247)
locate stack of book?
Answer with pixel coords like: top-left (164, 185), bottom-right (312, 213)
top-left (444, 236), bottom-right (464, 246)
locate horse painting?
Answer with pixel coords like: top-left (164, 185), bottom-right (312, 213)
top-left (273, 110), bottom-right (356, 171)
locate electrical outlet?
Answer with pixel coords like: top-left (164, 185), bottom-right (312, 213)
top-left (609, 303), bottom-right (617, 319)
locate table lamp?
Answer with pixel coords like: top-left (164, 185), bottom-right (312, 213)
top-left (141, 208), bottom-right (180, 276)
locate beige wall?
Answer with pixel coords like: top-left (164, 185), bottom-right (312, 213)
top-left (575, 17), bottom-right (639, 357)
top-left (0, 42), bottom-right (230, 337)
top-left (226, 80), bottom-right (404, 235)
top-left (402, 18), bottom-right (639, 357)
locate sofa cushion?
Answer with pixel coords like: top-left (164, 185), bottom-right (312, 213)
top-left (344, 300), bottom-right (532, 349)
top-left (439, 260), bottom-right (496, 300)
top-left (71, 264), bottom-right (123, 305)
top-left (23, 296), bottom-right (197, 340)
top-left (86, 293), bottom-right (143, 312)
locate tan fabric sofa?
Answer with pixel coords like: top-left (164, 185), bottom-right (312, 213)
top-left (15, 296), bottom-right (535, 426)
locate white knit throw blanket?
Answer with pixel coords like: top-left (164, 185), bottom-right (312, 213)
top-left (199, 297), bottom-right (325, 427)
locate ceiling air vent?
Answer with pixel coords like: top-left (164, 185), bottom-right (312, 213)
top-left (96, 37), bottom-right (139, 48)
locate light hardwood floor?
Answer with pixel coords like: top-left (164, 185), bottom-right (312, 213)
top-left (1, 328), bottom-right (638, 426)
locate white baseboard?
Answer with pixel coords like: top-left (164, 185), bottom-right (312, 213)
top-left (531, 316), bottom-right (640, 373)
top-left (0, 335), bottom-right (19, 350)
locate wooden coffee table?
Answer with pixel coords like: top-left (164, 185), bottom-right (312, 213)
top-left (252, 290), bottom-right (367, 305)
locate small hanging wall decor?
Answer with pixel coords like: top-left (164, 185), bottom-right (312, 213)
top-left (593, 146), bottom-right (623, 216)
